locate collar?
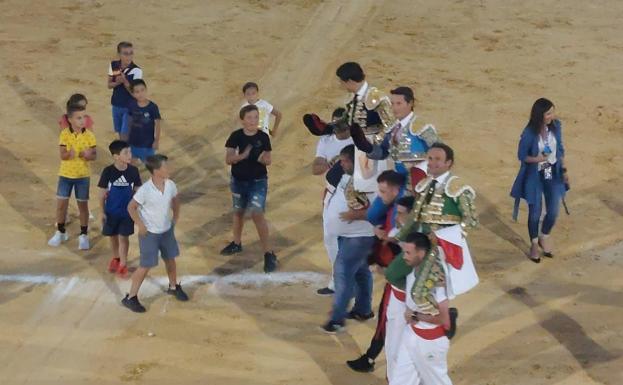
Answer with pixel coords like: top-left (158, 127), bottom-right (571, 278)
top-left (399, 112), bottom-right (415, 128)
top-left (355, 81), bottom-right (369, 99)
top-left (432, 171), bottom-right (451, 184)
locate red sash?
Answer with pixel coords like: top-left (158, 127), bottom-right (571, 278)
top-left (411, 325), bottom-right (446, 340)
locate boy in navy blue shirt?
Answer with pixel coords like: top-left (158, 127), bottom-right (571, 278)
top-left (98, 140), bottom-right (142, 277)
top-left (107, 41), bottom-right (143, 140)
top-left (128, 79), bottom-right (161, 164)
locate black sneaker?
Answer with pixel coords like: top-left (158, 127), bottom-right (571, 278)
top-left (121, 294), bottom-right (146, 313)
top-left (320, 321), bottom-right (345, 334)
top-left (346, 354), bottom-right (375, 373)
top-left (220, 241), bottom-right (242, 256)
top-left (167, 284), bottom-right (189, 302)
top-left (263, 251), bottom-right (278, 273)
top-left (346, 310), bottom-right (375, 322)
top-left (316, 287), bottom-right (335, 296)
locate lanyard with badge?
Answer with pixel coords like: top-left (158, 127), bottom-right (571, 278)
top-left (541, 130), bottom-right (553, 180)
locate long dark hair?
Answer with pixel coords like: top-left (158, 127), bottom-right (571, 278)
top-left (528, 98), bottom-right (555, 134)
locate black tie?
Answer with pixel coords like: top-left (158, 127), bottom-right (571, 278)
top-left (425, 180), bottom-right (438, 204)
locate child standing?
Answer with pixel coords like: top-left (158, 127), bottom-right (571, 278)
top-left (123, 154), bottom-right (188, 312)
top-left (240, 82), bottom-right (282, 137)
top-left (58, 94), bottom-right (94, 131)
top-left (107, 41), bottom-right (143, 140)
top-left (221, 105), bottom-right (278, 273)
top-left (98, 140), bottom-right (142, 278)
top-left (48, 105), bottom-right (97, 250)
top-left (128, 79), bottom-right (161, 164)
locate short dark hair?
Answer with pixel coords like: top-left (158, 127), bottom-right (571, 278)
top-left (239, 104), bottom-right (259, 119)
top-left (390, 86), bottom-right (415, 104)
top-left (67, 104), bottom-right (86, 116)
top-left (340, 144), bottom-right (355, 163)
top-left (130, 78), bottom-right (146, 91)
top-left (242, 82), bottom-right (259, 93)
top-left (66, 93), bottom-right (87, 109)
top-left (109, 140), bottom-right (129, 155)
top-left (397, 196), bottom-right (415, 211)
top-left (404, 231), bottom-right (432, 252)
top-left (145, 154), bottom-right (168, 174)
top-left (336, 62), bottom-right (365, 82)
top-left (430, 142), bottom-right (454, 164)
top-left (377, 170), bottom-right (406, 187)
top-left (332, 107), bottom-right (346, 120)
top-left (117, 41), bottom-right (133, 53)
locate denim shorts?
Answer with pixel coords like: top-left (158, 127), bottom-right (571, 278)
top-left (131, 146), bottom-right (155, 163)
top-left (57, 176), bottom-right (90, 201)
top-left (111, 105), bottom-right (129, 134)
top-left (230, 177), bottom-right (268, 213)
top-left (138, 225), bottom-right (179, 268)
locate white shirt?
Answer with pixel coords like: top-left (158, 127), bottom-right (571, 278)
top-left (393, 111), bottom-right (415, 137)
top-left (537, 129), bottom-right (557, 168)
top-left (324, 174), bottom-right (375, 238)
top-left (315, 134), bottom-right (353, 162)
top-left (133, 178), bottom-right (178, 234)
top-left (354, 81), bottom-right (369, 100)
top-left (107, 63), bottom-right (143, 79)
top-left (241, 99), bottom-right (273, 135)
top-left (405, 268), bottom-right (448, 329)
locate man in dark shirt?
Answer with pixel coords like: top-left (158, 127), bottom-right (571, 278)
top-left (221, 104), bottom-right (278, 273)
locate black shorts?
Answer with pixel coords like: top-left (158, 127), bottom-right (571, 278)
top-left (102, 215), bottom-right (135, 236)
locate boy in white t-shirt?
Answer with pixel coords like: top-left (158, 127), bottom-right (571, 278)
top-left (122, 154), bottom-right (188, 313)
top-left (240, 82), bottom-right (282, 136)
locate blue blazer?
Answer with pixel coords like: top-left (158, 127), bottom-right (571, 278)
top-left (510, 119), bottom-right (566, 220)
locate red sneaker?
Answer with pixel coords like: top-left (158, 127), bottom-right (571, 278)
top-left (108, 258), bottom-right (120, 273)
top-left (116, 264), bottom-right (129, 279)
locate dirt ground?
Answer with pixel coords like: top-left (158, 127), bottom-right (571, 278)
top-left (1, 0), bottom-right (622, 384)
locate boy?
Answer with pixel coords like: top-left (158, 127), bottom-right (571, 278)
top-left (221, 105), bottom-right (278, 273)
top-left (98, 140), bottom-right (142, 278)
top-left (48, 105), bottom-right (97, 250)
top-left (107, 41), bottom-right (143, 140)
top-left (240, 82), bottom-right (282, 137)
top-left (127, 79), bottom-right (161, 164)
top-left (123, 154), bottom-right (188, 312)
top-left (58, 94), bottom-right (94, 131)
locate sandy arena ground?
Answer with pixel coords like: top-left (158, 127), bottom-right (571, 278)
top-left (1, 1), bottom-right (622, 384)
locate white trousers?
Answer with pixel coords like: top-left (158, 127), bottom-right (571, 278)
top-left (322, 191), bottom-right (338, 290)
top-left (390, 325), bottom-right (452, 385)
top-left (385, 288), bottom-right (406, 382)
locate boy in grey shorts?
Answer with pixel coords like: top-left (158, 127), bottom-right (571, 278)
top-left (122, 154), bottom-right (188, 312)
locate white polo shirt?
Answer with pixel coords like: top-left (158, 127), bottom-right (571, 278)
top-left (133, 178), bottom-right (178, 234)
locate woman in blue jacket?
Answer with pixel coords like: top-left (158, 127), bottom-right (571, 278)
top-left (511, 98), bottom-right (569, 263)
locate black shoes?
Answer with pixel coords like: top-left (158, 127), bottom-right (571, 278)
top-left (445, 307), bottom-right (459, 339)
top-left (316, 287), bottom-right (335, 296)
top-left (121, 294), bottom-right (146, 313)
top-left (320, 321), bottom-right (345, 334)
top-left (263, 252), bottom-right (278, 273)
top-left (346, 354), bottom-right (375, 373)
top-left (167, 284), bottom-right (189, 301)
top-left (220, 241), bottom-right (242, 256)
top-left (346, 310), bottom-right (375, 322)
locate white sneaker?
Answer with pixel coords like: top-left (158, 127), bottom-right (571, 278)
top-left (78, 234), bottom-right (90, 250)
top-left (48, 231), bottom-right (69, 247)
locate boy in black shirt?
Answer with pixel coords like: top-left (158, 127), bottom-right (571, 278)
top-left (221, 105), bottom-right (278, 273)
top-left (98, 140), bottom-right (142, 277)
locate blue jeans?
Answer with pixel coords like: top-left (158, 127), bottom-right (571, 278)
top-left (230, 177), bottom-right (268, 213)
top-left (330, 236), bottom-right (376, 324)
top-left (527, 171), bottom-right (562, 240)
top-left (111, 105), bottom-right (129, 134)
top-left (131, 146), bottom-right (155, 163)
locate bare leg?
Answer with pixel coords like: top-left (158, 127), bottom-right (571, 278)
top-left (251, 212), bottom-right (270, 253)
top-left (233, 211), bottom-right (245, 244)
top-left (77, 200), bottom-right (89, 227)
top-left (163, 258), bottom-right (177, 288)
top-left (129, 267), bottom-right (150, 297)
top-left (110, 235), bottom-right (120, 259)
top-left (119, 236), bottom-right (130, 266)
top-left (56, 199), bottom-right (69, 226)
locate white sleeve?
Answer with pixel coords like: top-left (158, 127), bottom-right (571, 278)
top-left (170, 181), bottom-right (178, 197)
top-left (107, 63), bottom-right (113, 76)
top-left (133, 185), bottom-right (146, 205)
top-left (264, 100), bottom-right (274, 115)
top-left (315, 138), bottom-right (327, 158)
top-left (432, 285), bottom-right (448, 303)
top-left (131, 68), bottom-right (143, 79)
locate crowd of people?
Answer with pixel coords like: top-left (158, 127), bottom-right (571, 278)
top-left (45, 40), bottom-right (570, 383)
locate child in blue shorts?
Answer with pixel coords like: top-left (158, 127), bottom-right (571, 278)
top-left (122, 154), bottom-right (187, 313)
top-left (128, 79), bottom-right (161, 164)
